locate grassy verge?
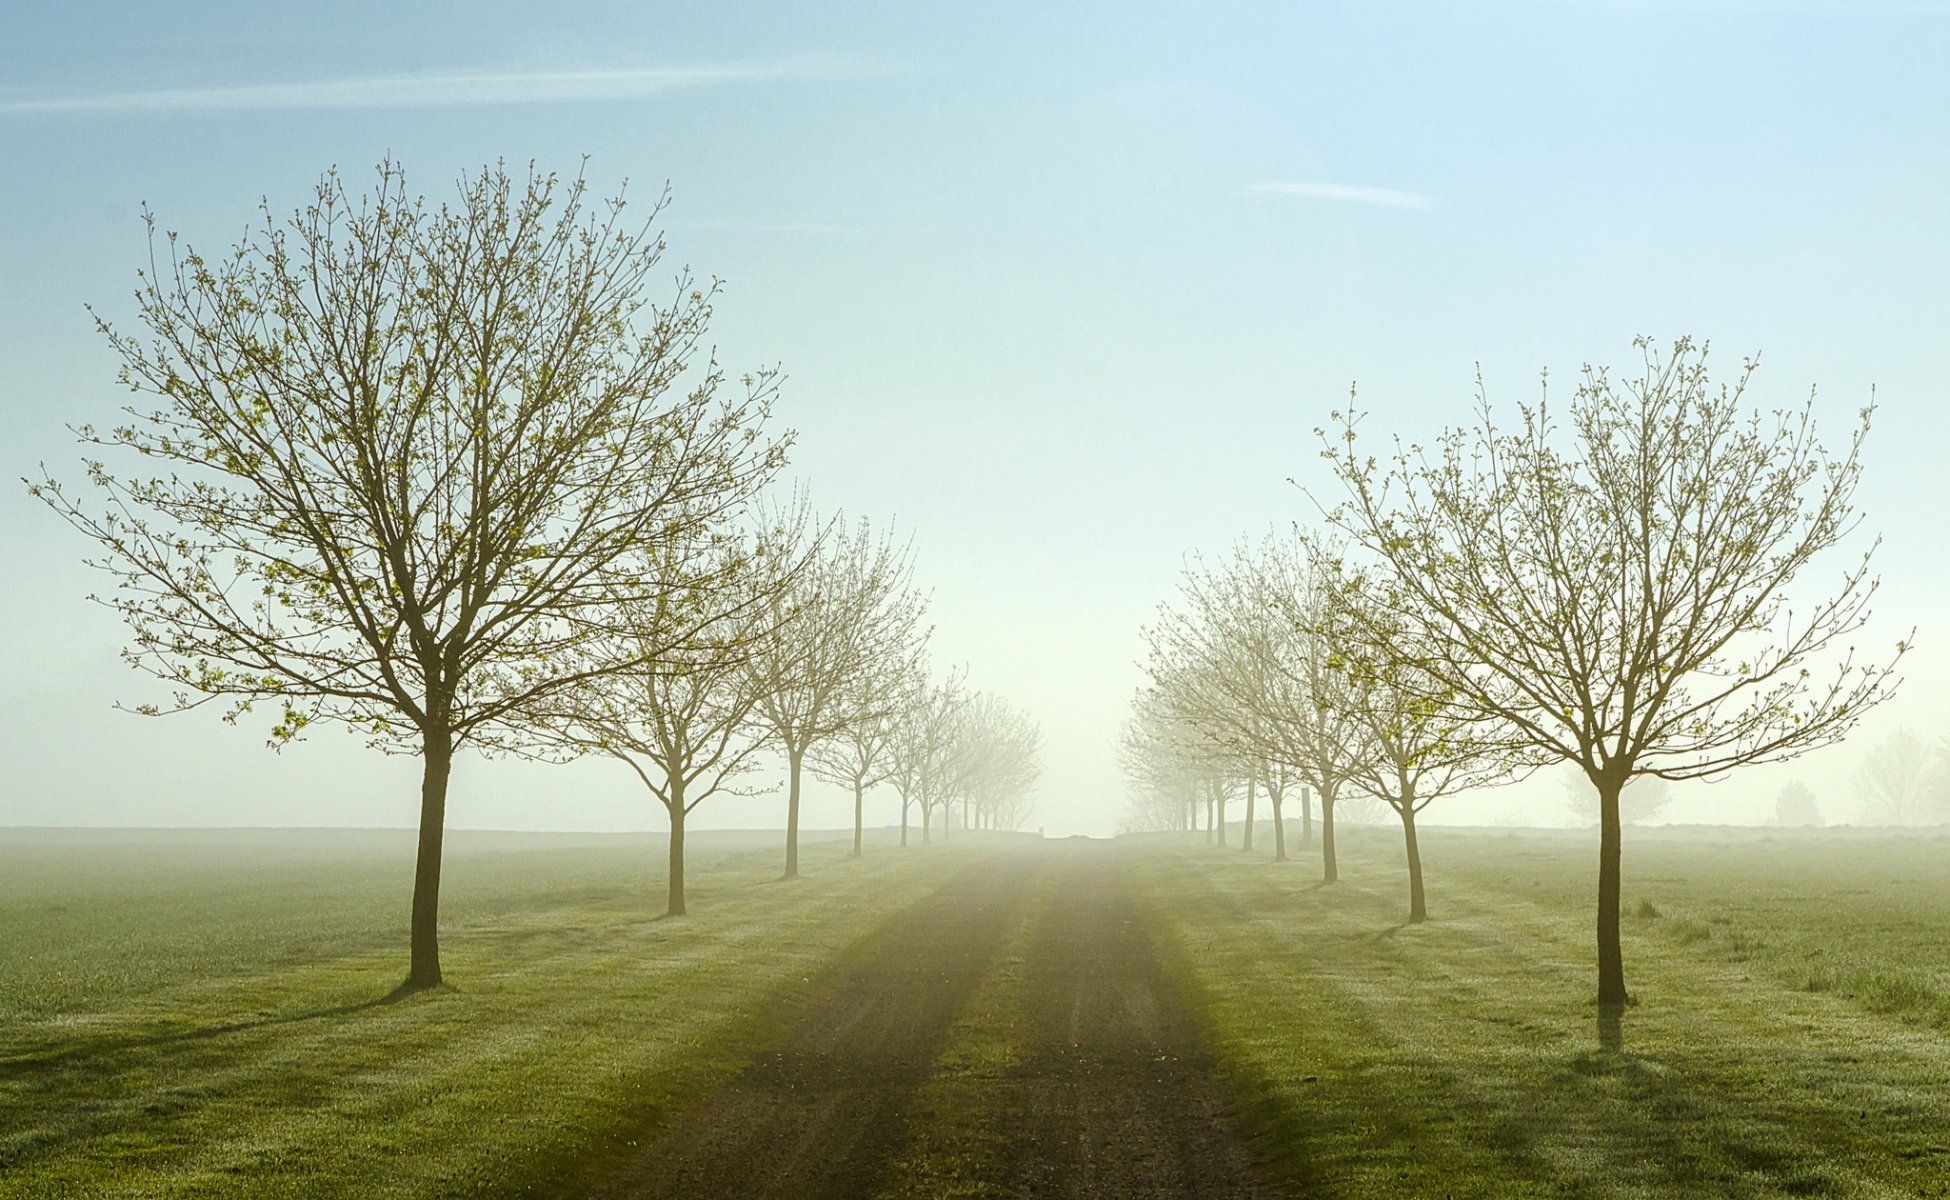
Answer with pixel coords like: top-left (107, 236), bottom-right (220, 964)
top-left (1128, 828), bottom-right (1950, 1200)
top-left (0, 827), bottom-right (967, 1199)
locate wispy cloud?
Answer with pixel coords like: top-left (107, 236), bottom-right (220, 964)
top-left (686, 220), bottom-right (868, 237)
top-left (0, 62), bottom-right (871, 117)
top-left (1248, 182), bottom-right (1433, 210)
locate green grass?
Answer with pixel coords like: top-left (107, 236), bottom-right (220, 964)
top-left (1128, 825), bottom-right (1950, 1200)
top-left (0, 826), bottom-right (968, 1199)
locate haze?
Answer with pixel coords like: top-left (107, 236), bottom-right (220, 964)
top-left (2, 0), bottom-right (1945, 837)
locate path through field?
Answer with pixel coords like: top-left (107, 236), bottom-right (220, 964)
top-left (595, 841), bottom-right (1268, 1199)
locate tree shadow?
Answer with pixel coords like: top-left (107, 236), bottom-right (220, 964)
top-left (0, 985), bottom-right (421, 1081)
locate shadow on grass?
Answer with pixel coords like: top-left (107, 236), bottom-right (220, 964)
top-left (0, 985), bottom-right (421, 1081)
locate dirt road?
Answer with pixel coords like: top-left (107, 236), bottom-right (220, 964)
top-left (595, 842), bottom-right (1269, 1199)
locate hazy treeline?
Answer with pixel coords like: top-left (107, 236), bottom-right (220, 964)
top-left (1123, 337), bottom-right (1908, 1028)
top-left (29, 160), bottom-right (1042, 986)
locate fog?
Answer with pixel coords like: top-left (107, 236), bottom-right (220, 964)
top-left (2, 3), bottom-right (1945, 839)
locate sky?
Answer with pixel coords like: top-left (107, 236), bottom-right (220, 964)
top-left (2, 0), bottom-right (1946, 836)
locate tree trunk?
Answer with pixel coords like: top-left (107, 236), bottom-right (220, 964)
top-left (1301, 784), bottom-right (1313, 847)
top-left (783, 744), bottom-right (804, 880)
top-left (666, 795), bottom-right (688, 918)
top-left (407, 731), bottom-right (453, 990)
top-left (900, 796), bottom-right (909, 847)
top-left (921, 800), bottom-right (932, 844)
top-left (1400, 802), bottom-right (1426, 923)
top-left (1270, 786), bottom-right (1287, 862)
top-left (851, 778), bottom-right (864, 859)
top-left (1242, 775), bottom-right (1256, 853)
top-left (1217, 787), bottom-right (1228, 847)
top-left (1598, 777), bottom-right (1627, 1007)
top-left (1320, 787), bottom-right (1338, 884)
top-left (1205, 794), bottom-right (1215, 844)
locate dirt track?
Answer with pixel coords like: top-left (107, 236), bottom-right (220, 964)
top-left (594, 842), bottom-right (1269, 1199)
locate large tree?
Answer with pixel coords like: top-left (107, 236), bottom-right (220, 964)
top-left (1322, 336), bottom-right (1904, 1017)
top-left (31, 161), bottom-right (788, 988)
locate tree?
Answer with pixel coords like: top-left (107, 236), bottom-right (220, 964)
top-left (952, 692), bottom-right (1042, 831)
top-left (1323, 336), bottom-right (1905, 1018)
top-left (1325, 573), bottom-right (1512, 922)
top-left (1560, 770), bottom-right (1674, 826)
top-left (517, 539), bottom-right (782, 917)
top-left (1249, 532), bottom-right (1371, 882)
top-left (808, 663), bottom-right (917, 859)
top-left (1858, 728), bottom-right (1933, 825)
top-left (1140, 530), bottom-right (1343, 866)
top-left (888, 668), bottom-right (961, 846)
top-left (744, 506), bottom-right (926, 878)
top-left (31, 160), bottom-right (788, 988)
top-left (1773, 780), bottom-right (1823, 827)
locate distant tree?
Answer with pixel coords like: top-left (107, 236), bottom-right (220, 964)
top-left (1858, 729), bottom-right (1933, 825)
top-left (888, 669), bottom-right (962, 845)
top-left (954, 693), bottom-right (1042, 831)
top-left (1144, 529), bottom-right (1359, 873)
top-left (808, 659), bottom-right (921, 859)
top-left (1323, 337), bottom-right (1905, 1015)
top-left (30, 161), bottom-right (788, 988)
top-left (1773, 780), bottom-right (1823, 827)
top-left (744, 506), bottom-right (926, 878)
top-left (1560, 770), bottom-right (1674, 826)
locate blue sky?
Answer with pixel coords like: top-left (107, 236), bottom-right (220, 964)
top-left (2, 1), bottom-right (1945, 833)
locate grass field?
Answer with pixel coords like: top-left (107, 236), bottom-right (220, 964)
top-left (1129, 823), bottom-right (1950, 1199)
top-left (0, 826), bottom-right (967, 1199)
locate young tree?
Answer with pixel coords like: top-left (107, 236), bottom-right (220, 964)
top-left (745, 507), bottom-right (926, 878)
top-left (1250, 532), bottom-right (1372, 882)
top-left (954, 693), bottom-right (1042, 831)
top-left (1322, 336), bottom-right (1905, 1014)
top-left (808, 665), bottom-right (918, 859)
top-left (31, 161), bottom-right (788, 988)
top-left (1325, 575), bottom-right (1513, 922)
top-left (888, 668), bottom-right (961, 846)
top-left (518, 539), bottom-right (781, 917)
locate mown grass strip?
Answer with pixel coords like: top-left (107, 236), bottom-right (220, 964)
top-left (0, 830), bottom-right (976, 1199)
top-left (1129, 833), bottom-right (1950, 1200)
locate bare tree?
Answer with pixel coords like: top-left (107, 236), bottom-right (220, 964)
top-left (30, 160), bottom-right (788, 988)
top-left (1324, 573), bottom-right (1513, 922)
top-left (1250, 532), bottom-right (1372, 881)
top-left (744, 505), bottom-right (926, 878)
top-left (955, 693), bottom-right (1042, 831)
top-left (1322, 336), bottom-right (1905, 1015)
top-left (1857, 728), bottom-right (1933, 825)
top-left (887, 668), bottom-right (962, 846)
top-left (517, 538), bottom-right (782, 917)
top-left (808, 660), bottom-right (922, 859)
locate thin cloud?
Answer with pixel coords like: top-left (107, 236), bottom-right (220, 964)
top-left (1248, 182), bottom-right (1433, 210)
top-left (687, 220), bottom-right (868, 237)
top-left (0, 62), bottom-right (871, 117)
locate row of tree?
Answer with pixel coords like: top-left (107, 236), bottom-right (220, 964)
top-left (30, 161), bottom-right (1040, 990)
top-left (1124, 338), bottom-right (1906, 1020)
